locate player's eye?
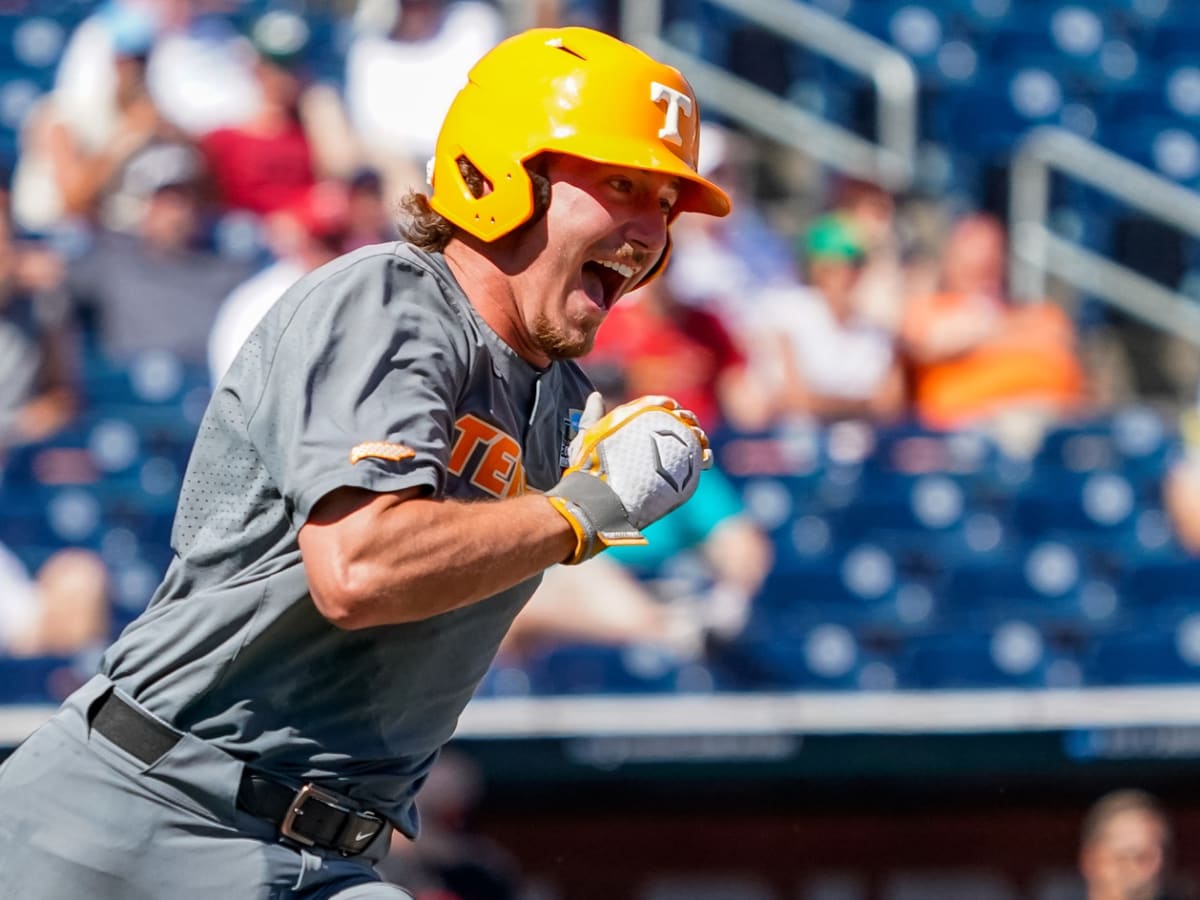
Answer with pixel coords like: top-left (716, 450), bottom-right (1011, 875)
top-left (607, 176), bottom-right (634, 194)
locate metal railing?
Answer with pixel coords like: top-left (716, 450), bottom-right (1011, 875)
top-left (620, 0), bottom-right (918, 191)
top-left (1010, 126), bottom-right (1200, 346)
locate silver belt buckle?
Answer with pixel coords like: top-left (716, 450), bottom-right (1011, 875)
top-left (279, 783), bottom-right (350, 847)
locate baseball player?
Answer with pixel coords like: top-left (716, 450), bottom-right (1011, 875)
top-left (0, 26), bottom-right (729, 899)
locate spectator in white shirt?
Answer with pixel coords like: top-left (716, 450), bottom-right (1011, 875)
top-left (753, 212), bottom-right (906, 425)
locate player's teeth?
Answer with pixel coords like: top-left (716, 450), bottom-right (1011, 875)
top-left (597, 259), bottom-right (634, 278)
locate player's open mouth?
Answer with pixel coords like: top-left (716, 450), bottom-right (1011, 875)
top-left (581, 257), bottom-right (635, 309)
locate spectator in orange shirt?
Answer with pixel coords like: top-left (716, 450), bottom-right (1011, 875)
top-left (900, 213), bottom-right (1089, 455)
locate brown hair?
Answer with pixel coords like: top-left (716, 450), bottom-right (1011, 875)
top-left (396, 155), bottom-right (553, 252)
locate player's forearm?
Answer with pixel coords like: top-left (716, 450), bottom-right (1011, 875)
top-left (301, 488), bottom-right (576, 629)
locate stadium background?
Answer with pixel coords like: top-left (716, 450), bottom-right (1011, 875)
top-left (3, 0), bottom-right (1200, 896)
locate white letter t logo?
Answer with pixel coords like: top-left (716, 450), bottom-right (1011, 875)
top-left (650, 81), bottom-right (693, 147)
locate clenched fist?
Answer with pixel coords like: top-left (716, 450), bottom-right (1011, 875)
top-left (547, 392), bottom-right (712, 564)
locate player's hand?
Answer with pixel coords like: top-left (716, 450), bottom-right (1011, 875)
top-left (547, 392), bottom-right (712, 564)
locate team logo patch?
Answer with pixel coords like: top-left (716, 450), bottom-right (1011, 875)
top-left (350, 441), bottom-right (417, 465)
top-left (561, 408), bottom-right (583, 469)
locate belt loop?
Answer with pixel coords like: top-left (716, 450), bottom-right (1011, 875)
top-left (89, 689), bottom-right (182, 766)
top-left (85, 685), bottom-right (115, 734)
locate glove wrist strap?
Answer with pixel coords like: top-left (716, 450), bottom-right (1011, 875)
top-left (547, 471), bottom-right (647, 564)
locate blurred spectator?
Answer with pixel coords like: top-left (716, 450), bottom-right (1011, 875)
top-left (66, 141), bottom-right (250, 366)
top-left (0, 193), bottom-right (78, 447)
top-left (505, 462), bottom-right (773, 662)
top-left (208, 180), bottom-right (351, 383)
top-left (1079, 789), bottom-right (1187, 900)
top-left (50, 1), bottom-right (258, 140)
top-left (199, 10), bottom-right (315, 217)
top-left (830, 175), bottom-right (933, 335)
top-left (1163, 399), bottom-right (1200, 556)
top-left (12, 0), bottom-right (195, 233)
top-left (343, 167), bottom-right (396, 251)
top-left (588, 274), bottom-right (771, 435)
top-left (0, 543), bottom-right (110, 659)
top-left (199, 10), bottom-right (357, 219)
top-left (377, 748), bottom-right (523, 900)
top-left (503, 555), bottom-right (687, 660)
top-left (666, 122), bottom-right (800, 345)
top-left (752, 213), bottom-right (907, 425)
top-left (900, 213), bottom-right (1090, 456)
top-left (344, 0), bottom-right (506, 197)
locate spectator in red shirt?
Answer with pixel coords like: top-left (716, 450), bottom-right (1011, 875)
top-left (588, 274), bottom-right (770, 433)
top-left (200, 11), bottom-right (318, 217)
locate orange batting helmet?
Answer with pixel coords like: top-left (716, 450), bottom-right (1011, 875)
top-left (429, 26), bottom-right (730, 249)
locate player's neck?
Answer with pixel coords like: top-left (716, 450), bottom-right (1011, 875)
top-left (444, 241), bottom-right (550, 367)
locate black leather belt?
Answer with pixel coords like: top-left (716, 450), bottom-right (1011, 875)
top-left (90, 688), bottom-right (388, 856)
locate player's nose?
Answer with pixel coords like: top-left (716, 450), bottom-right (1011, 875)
top-left (623, 203), bottom-right (669, 259)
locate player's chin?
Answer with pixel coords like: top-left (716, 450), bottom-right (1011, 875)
top-left (533, 315), bottom-right (598, 361)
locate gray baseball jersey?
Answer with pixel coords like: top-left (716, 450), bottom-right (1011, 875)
top-left (99, 241), bottom-right (591, 836)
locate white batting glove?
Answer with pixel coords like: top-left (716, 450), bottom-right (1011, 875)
top-left (547, 392), bottom-right (712, 565)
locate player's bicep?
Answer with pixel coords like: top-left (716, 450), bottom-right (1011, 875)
top-left (299, 485), bottom-right (426, 625)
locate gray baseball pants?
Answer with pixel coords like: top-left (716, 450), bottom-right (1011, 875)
top-left (0, 675), bottom-right (413, 899)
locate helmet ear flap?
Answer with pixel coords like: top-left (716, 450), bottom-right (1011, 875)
top-left (431, 136), bottom-right (539, 242)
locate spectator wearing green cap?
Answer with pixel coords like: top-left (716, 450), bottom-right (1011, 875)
top-left (748, 212), bottom-right (907, 425)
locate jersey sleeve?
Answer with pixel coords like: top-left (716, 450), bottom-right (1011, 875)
top-left (244, 252), bottom-right (468, 525)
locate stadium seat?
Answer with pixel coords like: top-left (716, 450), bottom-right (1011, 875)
top-left (708, 617), bottom-right (903, 691)
top-left (0, 655), bottom-right (82, 704)
top-left (525, 643), bottom-right (709, 695)
top-left (899, 623), bottom-right (1083, 689)
top-left (1116, 555), bottom-right (1200, 616)
top-left (1085, 618), bottom-right (1200, 685)
top-left (931, 75), bottom-right (1065, 158)
top-left (934, 540), bottom-right (1124, 633)
top-left (755, 541), bottom-right (920, 628)
top-left (1144, 17), bottom-right (1200, 61)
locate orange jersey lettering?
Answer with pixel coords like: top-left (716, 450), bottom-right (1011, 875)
top-left (448, 414), bottom-right (527, 498)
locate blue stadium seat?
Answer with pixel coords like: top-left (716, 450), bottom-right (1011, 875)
top-left (712, 620), bottom-right (901, 690)
top-left (1011, 470), bottom-right (1139, 539)
top-left (0, 655), bottom-right (81, 704)
top-left (899, 622), bottom-right (1082, 689)
top-left (0, 485), bottom-right (104, 548)
top-left (1117, 555), bottom-right (1200, 615)
top-left (836, 472), bottom-right (970, 537)
top-left (1104, 116), bottom-right (1200, 185)
top-left (0, 15), bottom-right (67, 70)
top-left (1085, 619), bottom-right (1200, 685)
top-left (1145, 17), bottom-right (1200, 61)
top-left (935, 540), bottom-right (1122, 632)
top-left (525, 643), bottom-right (705, 695)
top-left (1100, 81), bottom-right (1185, 130)
top-left (84, 350), bottom-right (209, 409)
top-left (755, 542), bottom-right (919, 628)
top-left (931, 75), bottom-right (1066, 158)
